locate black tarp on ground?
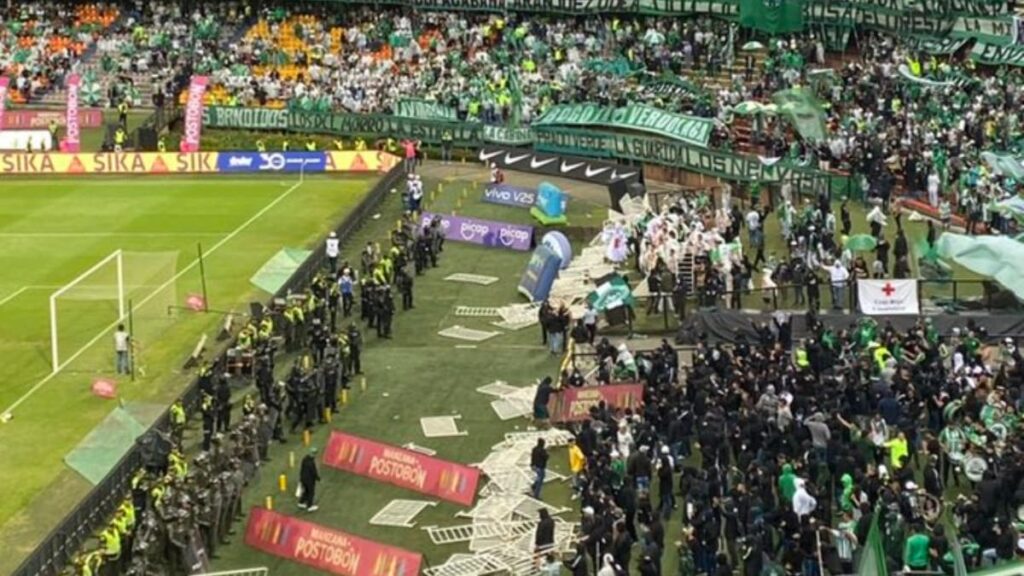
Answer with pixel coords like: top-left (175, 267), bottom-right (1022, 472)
top-left (675, 309), bottom-right (1024, 345)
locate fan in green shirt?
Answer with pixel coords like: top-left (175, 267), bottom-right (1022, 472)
top-left (778, 463), bottom-right (797, 504)
top-left (903, 528), bottom-right (931, 571)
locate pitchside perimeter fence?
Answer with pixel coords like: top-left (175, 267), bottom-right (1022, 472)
top-left (13, 164), bottom-right (406, 576)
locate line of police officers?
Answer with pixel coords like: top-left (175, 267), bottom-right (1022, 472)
top-left (74, 402), bottom-right (267, 576)
top-left (71, 202), bottom-right (447, 575)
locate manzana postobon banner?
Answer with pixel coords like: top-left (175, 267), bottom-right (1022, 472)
top-left (180, 75), bottom-right (209, 153)
top-left (419, 212), bottom-right (534, 251)
top-left (0, 77), bottom-right (8, 135)
top-left (245, 507), bottom-right (423, 576)
top-left (547, 383), bottom-right (644, 422)
top-left (323, 431), bottom-right (481, 506)
top-left (63, 74), bottom-right (81, 153)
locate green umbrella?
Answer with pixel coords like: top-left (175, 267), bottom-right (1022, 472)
top-left (844, 234), bottom-right (877, 252)
top-left (741, 41), bottom-right (765, 51)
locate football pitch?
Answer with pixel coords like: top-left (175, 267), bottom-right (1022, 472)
top-left (0, 174), bottom-right (377, 546)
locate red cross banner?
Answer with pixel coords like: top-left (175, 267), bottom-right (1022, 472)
top-left (857, 279), bottom-right (919, 315)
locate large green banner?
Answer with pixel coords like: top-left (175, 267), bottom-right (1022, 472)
top-left (310, 0), bottom-right (1013, 42)
top-left (202, 106), bottom-right (854, 193)
top-left (393, 99), bottom-right (459, 122)
top-left (971, 42), bottom-right (1024, 66)
top-left (532, 127), bottom-right (854, 197)
top-left (319, 0), bottom-right (742, 15)
top-left (533, 103), bottom-right (714, 147)
top-left (202, 106), bottom-right (531, 146)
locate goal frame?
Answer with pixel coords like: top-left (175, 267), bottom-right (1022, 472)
top-left (49, 249), bottom-right (125, 372)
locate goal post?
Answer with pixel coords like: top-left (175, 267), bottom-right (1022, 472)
top-left (49, 250), bottom-right (125, 372)
top-left (49, 250), bottom-right (180, 376)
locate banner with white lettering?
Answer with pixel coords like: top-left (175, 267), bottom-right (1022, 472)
top-left (63, 74), bottom-right (81, 153)
top-left (181, 76), bottom-right (209, 153)
top-left (0, 77), bottom-right (9, 135)
top-left (857, 279), bottom-right (919, 315)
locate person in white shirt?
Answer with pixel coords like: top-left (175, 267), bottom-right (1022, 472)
top-left (792, 479), bottom-right (817, 518)
top-left (113, 324), bottom-right (130, 375)
top-left (411, 175), bottom-right (424, 212)
top-left (927, 171), bottom-right (941, 207)
top-left (823, 259), bottom-right (850, 310)
top-left (325, 231), bottom-right (340, 273)
top-left (866, 204), bottom-right (888, 238)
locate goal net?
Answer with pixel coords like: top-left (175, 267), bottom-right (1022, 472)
top-left (50, 250), bottom-right (179, 373)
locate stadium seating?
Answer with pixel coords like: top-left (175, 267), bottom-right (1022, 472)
top-left (0, 3), bottom-right (117, 103)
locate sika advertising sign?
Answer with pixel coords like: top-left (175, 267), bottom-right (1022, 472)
top-left (323, 431), bottom-right (480, 506)
top-left (548, 383), bottom-right (645, 422)
top-left (245, 507), bottom-right (422, 576)
top-left (0, 152), bottom-right (220, 174)
top-left (418, 211), bottom-right (534, 251)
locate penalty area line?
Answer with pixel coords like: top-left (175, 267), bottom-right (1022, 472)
top-left (0, 285), bottom-right (63, 308)
top-left (1, 179), bottom-right (306, 418)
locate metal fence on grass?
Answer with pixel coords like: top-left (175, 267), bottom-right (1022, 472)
top-left (13, 164), bottom-right (405, 576)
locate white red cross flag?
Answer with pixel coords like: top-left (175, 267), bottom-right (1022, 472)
top-left (857, 279), bottom-right (919, 315)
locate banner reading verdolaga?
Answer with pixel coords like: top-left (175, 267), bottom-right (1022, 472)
top-left (548, 384), bottom-right (644, 422)
top-left (323, 431), bottom-right (481, 506)
top-left (245, 507), bottom-right (423, 576)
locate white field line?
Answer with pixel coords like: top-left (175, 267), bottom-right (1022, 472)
top-left (0, 285), bottom-right (61, 308)
top-left (2, 179), bottom-right (305, 416)
top-left (0, 232), bottom-right (227, 238)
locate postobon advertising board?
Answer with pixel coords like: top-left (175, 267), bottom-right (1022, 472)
top-left (323, 431), bottom-right (481, 506)
top-left (548, 383), bottom-right (645, 422)
top-left (245, 507), bottom-right (422, 576)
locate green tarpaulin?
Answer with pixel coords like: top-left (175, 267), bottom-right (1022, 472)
top-left (250, 248), bottom-right (313, 294)
top-left (64, 407), bottom-right (150, 486)
top-left (935, 233), bottom-right (1024, 300)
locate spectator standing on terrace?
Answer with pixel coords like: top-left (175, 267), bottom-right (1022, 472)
top-left (823, 258), bottom-right (849, 310)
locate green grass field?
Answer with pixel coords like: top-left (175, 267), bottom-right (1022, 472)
top-left (0, 173), bottom-right (379, 572)
top-left (205, 171), bottom-right (591, 573)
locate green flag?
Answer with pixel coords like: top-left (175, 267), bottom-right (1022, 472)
top-left (739, 0), bottom-right (805, 34)
top-left (856, 509), bottom-right (889, 576)
top-left (773, 88), bottom-right (827, 144)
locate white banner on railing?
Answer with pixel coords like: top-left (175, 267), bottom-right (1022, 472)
top-left (857, 279), bottom-right (919, 315)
